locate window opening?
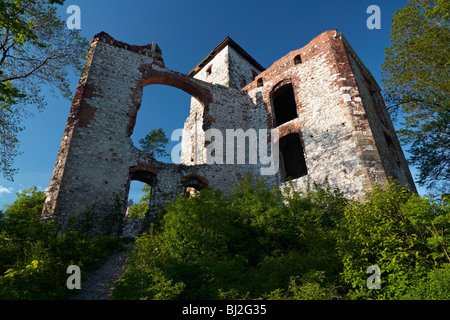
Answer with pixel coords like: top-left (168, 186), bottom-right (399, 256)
top-left (272, 83), bottom-right (298, 126)
top-left (279, 133), bottom-right (308, 181)
top-left (257, 78), bottom-right (263, 87)
top-left (184, 176), bottom-right (207, 198)
top-left (206, 65), bottom-right (212, 77)
top-left (131, 84), bottom-right (192, 162)
top-left (251, 70), bottom-right (258, 80)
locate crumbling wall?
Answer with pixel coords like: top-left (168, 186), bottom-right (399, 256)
top-left (242, 30), bottom-right (416, 199)
top-left (41, 32), bottom-right (259, 236)
top-left (42, 30), bottom-right (416, 238)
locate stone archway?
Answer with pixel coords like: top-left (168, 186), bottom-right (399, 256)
top-left (183, 174), bottom-right (208, 197)
top-left (40, 32), bottom-right (217, 236)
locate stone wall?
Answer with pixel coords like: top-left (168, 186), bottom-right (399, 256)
top-left (242, 30), bottom-right (416, 199)
top-left (41, 32), bottom-right (265, 236)
top-left (192, 46), bottom-right (230, 86)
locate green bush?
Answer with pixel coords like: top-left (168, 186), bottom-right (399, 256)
top-left (2, 180), bottom-right (449, 300)
top-left (404, 264), bottom-right (450, 299)
top-left (0, 187), bottom-right (123, 299)
top-left (337, 181), bottom-right (450, 299)
top-left (112, 176), bottom-right (346, 300)
top-left (113, 177), bottom-right (450, 300)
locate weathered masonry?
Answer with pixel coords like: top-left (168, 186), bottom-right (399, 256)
top-left (41, 30), bottom-right (416, 237)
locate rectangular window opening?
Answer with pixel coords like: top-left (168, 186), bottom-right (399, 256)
top-left (279, 133), bottom-right (308, 181)
top-left (272, 83), bottom-right (298, 126)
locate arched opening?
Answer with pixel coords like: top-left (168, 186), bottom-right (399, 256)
top-left (279, 133), bottom-right (308, 181)
top-left (125, 71), bottom-right (215, 217)
top-left (272, 83), bottom-right (298, 126)
top-left (127, 71), bottom-right (213, 214)
top-left (183, 175), bottom-right (208, 198)
top-left (128, 71), bottom-right (213, 164)
top-left (131, 84), bottom-right (192, 162)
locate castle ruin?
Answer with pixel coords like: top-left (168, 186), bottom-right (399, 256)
top-left (41, 30), bottom-right (416, 237)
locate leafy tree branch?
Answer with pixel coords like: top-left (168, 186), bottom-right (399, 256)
top-left (0, 0), bottom-right (89, 180)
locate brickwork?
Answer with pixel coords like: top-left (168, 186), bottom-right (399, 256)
top-left (41, 30), bottom-right (416, 238)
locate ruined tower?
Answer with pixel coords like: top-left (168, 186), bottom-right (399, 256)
top-left (41, 30), bottom-right (416, 237)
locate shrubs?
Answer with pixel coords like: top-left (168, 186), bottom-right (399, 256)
top-left (1, 180), bottom-right (449, 300)
top-left (338, 182), bottom-right (450, 299)
top-left (113, 177), bottom-right (450, 300)
top-left (0, 187), bottom-right (122, 299)
top-left (112, 178), bottom-right (347, 300)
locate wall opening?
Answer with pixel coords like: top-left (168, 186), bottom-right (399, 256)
top-left (129, 84), bottom-right (195, 214)
top-left (131, 84), bottom-right (192, 162)
top-left (251, 70), bottom-right (258, 80)
top-left (272, 83), bottom-right (298, 126)
top-left (294, 54), bottom-right (302, 64)
top-left (127, 169), bottom-right (156, 217)
top-left (127, 180), bottom-right (149, 217)
top-left (185, 187), bottom-right (199, 197)
top-left (184, 175), bottom-right (207, 198)
top-left (279, 133), bottom-right (308, 181)
top-left (257, 78), bottom-right (263, 87)
top-left (206, 65), bottom-right (212, 77)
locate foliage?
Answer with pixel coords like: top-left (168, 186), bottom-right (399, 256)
top-left (0, 0), bottom-right (89, 180)
top-left (338, 181), bottom-right (450, 299)
top-left (403, 263), bottom-right (450, 299)
top-left (382, 0), bottom-right (450, 194)
top-left (138, 128), bottom-right (169, 159)
top-left (0, 187), bottom-right (122, 299)
top-left (264, 272), bottom-right (329, 300)
top-left (113, 177), bottom-right (450, 300)
top-left (1, 180), bottom-right (449, 300)
top-left (112, 176), bottom-right (347, 300)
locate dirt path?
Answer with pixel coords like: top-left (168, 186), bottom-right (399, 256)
top-left (73, 243), bottom-right (133, 300)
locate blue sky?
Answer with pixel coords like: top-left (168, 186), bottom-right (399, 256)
top-left (1, 0), bottom-right (426, 206)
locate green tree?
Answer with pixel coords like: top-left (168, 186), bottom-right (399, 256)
top-left (138, 128), bottom-right (169, 159)
top-left (0, 0), bottom-right (88, 180)
top-left (382, 0), bottom-right (450, 194)
top-left (114, 177), bottom-right (450, 300)
top-left (403, 264), bottom-right (450, 299)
